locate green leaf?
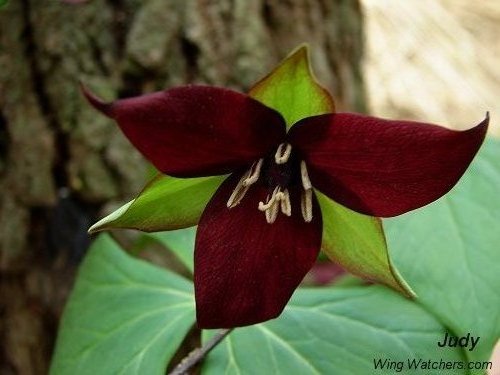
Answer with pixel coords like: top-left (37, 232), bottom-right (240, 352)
top-left (50, 235), bottom-right (195, 375)
top-left (318, 192), bottom-right (415, 298)
top-left (148, 227), bottom-right (197, 273)
top-left (202, 286), bottom-right (466, 374)
top-left (89, 174), bottom-right (225, 233)
top-left (248, 44), bottom-right (335, 128)
top-left (386, 138), bottom-right (500, 365)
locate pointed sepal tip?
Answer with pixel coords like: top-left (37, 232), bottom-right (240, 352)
top-left (79, 81), bottom-right (113, 116)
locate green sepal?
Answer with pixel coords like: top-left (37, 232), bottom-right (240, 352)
top-left (317, 192), bottom-right (415, 298)
top-left (249, 44), bottom-right (335, 129)
top-left (88, 174), bottom-right (226, 233)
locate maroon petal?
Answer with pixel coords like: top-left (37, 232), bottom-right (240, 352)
top-left (82, 84), bottom-right (285, 177)
top-left (194, 173), bottom-right (322, 328)
top-left (288, 113), bottom-right (488, 217)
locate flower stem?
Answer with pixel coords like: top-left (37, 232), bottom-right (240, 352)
top-left (169, 328), bottom-right (233, 375)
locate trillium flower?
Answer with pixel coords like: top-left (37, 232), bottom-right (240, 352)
top-left (84, 46), bottom-right (488, 328)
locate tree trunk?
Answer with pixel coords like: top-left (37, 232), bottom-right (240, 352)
top-left (0, 0), bottom-right (366, 373)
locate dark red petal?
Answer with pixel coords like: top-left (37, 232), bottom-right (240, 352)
top-left (81, 84), bottom-right (285, 177)
top-left (288, 113), bottom-right (489, 217)
top-left (194, 173), bottom-right (322, 328)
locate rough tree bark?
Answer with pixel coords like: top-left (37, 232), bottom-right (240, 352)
top-left (0, 0), bottom-right (366, 373)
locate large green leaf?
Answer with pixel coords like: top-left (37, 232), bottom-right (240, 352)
top-left (248, 44), bottom-right (335, 129)
top-left (249, 44), bottom-right (410, 298)
top-left (318, 192), bottom-right (415, 297)
top-left (202, 286), bottom-right (466, 374)
top-left (386, 138), bottom-right (500, 366)
top-left (50, 235), bottom-right (195, 375)
top-left (89, 175), bottom-right (225, 233)
top-left (148, 227), bottom-right (197, 274)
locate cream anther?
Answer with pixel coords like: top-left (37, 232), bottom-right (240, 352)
top-left (243, 158), bottom-right (263, 187)
top-left (280, 189), bottom-right (291, 216)
top-left (265, 201), bottom-right (279, 224)
top-left (258, 186), bottom-right (280, 211)
top-left (227, 159), bottom-right (264, 208)
top-left (274, 143), bottom-right (292, 164)
top-left (301, 189), bottom-right (313, 223)
top-left (300, 160), bottom-right (312, 190)
top-left (227, 173), bottom-right (251, 208)
top-left (258, 187), bottom-right (292, 223)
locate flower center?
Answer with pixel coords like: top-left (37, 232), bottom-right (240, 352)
top-left (226, 143), bottom-right (313, 224)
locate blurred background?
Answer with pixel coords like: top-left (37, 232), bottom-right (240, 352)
top-left (0, 0), bottom-right (498, 374)
top-left (364, 0), bottom-right (499, 135)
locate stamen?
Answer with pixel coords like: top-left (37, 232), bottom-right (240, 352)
top-left (274, 143), bottom-right (292, 164)
top-left (227, 159), bottom-right (264, 208)
top-left (300, 161), bottom-right (312, 190)
top-left (258, 186), bottom-right (280, 211)
top-left (257, 186), bottom-right (286, 224)
top-left (265, 200), bottom-right (279, 224)
top-left (227, 173), bottom-right (251, 208)
top-left (301, 189), bottom-right (313, 223)
top-left (280, 189), bottom-right (291, 216)
top-left (275, 191), bottom-right (285, 201)
top-left (300, 161), bottom-right (313, 222)
top-left (243, 158), bottom-right (263, 187)
top-left (258, 195), bottom-right (269, 211)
